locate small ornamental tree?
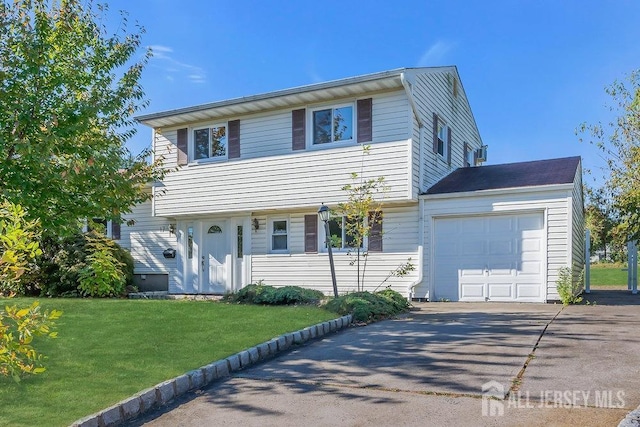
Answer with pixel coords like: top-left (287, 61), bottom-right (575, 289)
top-left (337, 146), bottom-right (388, 291)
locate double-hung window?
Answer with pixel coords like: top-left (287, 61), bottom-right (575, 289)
top-left (312, 104), bottom-right (354, 145)
top-left (437, 121), bottom-right (448, 158)
top-left (193, 124), bottom-right (227, 160)
top-left (326, 216), bottom-right (363, 250)
top-left (270, 219), bottom-right (288, 252)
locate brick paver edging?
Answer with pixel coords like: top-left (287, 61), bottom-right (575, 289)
top-left (70, 314), bottom-right (353, 427)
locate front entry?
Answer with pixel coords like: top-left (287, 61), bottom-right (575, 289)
top-left (203, 223), bottom-right (228, 293)
top-left (183, 221), bottom-right (232, 294)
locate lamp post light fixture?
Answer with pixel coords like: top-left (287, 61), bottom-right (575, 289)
top-left (318, 204), bottom-right (338, 298)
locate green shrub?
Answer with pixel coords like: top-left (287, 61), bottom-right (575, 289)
top-left (29, 231), bottom-right (133, 297)
top-left (556, 266), bottom-right (584, 305)
top-left (0, 301), bottom-right (62, 382)
top-left (225, 283), bottom-right (325, 305)
top-left (324, 289), bottom-right (410, 323)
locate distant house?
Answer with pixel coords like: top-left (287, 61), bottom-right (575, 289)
top-left (119, 66), bottom-right (583, 302)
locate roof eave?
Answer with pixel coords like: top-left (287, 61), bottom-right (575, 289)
top-left (421, 182), bottom-right (575, 199)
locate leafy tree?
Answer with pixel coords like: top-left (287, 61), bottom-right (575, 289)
top-left (0, 0), bottom-right (163, 237)
top-left (584, 187), bottom-right (617, 261)
top-left (578, 70), bottom-right (640, 242)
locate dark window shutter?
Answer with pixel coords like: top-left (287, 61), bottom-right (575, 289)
top-left (292, 109), bottom-right (306, 151)
top-left (304, 215), bottom-right (318, 253)
top-left (447, 127), bottom-right (452, 165)
top-left (463, 143), bottom-right (469, 167)
top-left (177, 128), bottom-right (188, 166)
top-left (111, 220), bottom-right (121, 240)
top-left (368, 211), bottom-right (383, 252)
top-left (228, 119), bottom-right (240, 159)
top-left (357, 98), bottom-right (373, 143)
top-left (432, 113), bottom-right (439, 153)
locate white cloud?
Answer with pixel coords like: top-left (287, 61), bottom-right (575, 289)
top-left (417, 40), bottom-right (457, 67)
top-left (148, 44), bottom-right (207, 84)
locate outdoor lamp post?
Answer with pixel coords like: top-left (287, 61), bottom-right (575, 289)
top-left (318, 204), bottom-right (338, 298)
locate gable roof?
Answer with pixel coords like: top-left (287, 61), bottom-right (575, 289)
top-left (425, 156), bottom-right (581, 195)
top-left (136, 66), bottom-right (459, 128)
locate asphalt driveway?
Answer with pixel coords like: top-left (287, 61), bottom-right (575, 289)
top-left (130, 290), bottom-right (640, 427)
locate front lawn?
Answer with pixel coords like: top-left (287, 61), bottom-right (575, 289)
top-left (0, 298), bottom-right (336, 427)
top-left (589, 263), bottom-right (636, 286)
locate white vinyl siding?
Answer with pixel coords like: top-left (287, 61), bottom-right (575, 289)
top-left (250, 205), bottom-right (419, 296)
top-left (154, 141), bottom-right (411, 217)
top-left (408, 70), bottom-right (483, 193)
top-left (421, 186), bottom-right (575, 302)
top-left (118, 195), bottom-right (178, 290)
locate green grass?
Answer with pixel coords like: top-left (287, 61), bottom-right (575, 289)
top-left (589, 263), bottom-right (637, 286)
top-left (0, 298), bottom-right (336, 427)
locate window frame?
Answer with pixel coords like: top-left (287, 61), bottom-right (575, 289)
top-left (321, 215), bottom-right (366, 252)
top-left (191, 123), bottom-right (228, 163)
top-left (308, 102), bottom-right (356, 148)
top-left (436, 120), bottom-right (449, 159)
top-left (269, 218), bottom-right (289, 254)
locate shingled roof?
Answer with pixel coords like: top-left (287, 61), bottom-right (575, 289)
top-left (424, 156), bottom-right (581, 195)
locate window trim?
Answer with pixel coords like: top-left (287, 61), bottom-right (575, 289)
top-left (308, 102), bottom-right (356, 148)
top-left (320, 215), bottom-right (366, 253)
top-left (190, 123), bottom-right (229, 163)
top-left (436, 119), bottom-right (449, 160)
top-left (269, 217), bottom-right (289, 254)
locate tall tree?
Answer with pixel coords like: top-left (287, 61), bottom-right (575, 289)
top-left (0, 0), bottom-right (162, 237)
top-left (579, 70), bottom-right (640, 242)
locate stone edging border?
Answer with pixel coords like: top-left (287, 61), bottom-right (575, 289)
top-left (70, 314), bottom-right (353, 427)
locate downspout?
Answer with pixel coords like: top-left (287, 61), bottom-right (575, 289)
top-left (401, 72), bottom-right (425, 300)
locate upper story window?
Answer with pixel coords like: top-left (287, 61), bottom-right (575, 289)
top-left (270, 219), bottom-right (289, 253)
top-left (311, 104), bottom-right (354, 145)
top-left (193, 125), bottom-right (227, 160)
top-left (437, 121), bottom-right (448, 158)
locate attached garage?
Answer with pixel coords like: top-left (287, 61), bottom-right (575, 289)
top-left (417, 157), bottom-right (584, 303)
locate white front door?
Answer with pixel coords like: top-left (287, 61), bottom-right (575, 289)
top-left (203, 223), bottom-right (229, 294)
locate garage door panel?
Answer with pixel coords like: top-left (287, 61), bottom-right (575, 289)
top-left (434, 213), bottom-right (545, 302)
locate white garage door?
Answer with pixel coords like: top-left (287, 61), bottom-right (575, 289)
top-left (433, 213), bottom-right (545, 302)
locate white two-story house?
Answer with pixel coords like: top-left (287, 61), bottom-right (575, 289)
top-left (125, 66), bottom-right (583, 302)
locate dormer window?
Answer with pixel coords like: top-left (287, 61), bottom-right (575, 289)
top-left (311, 104), bottom-right (354, 145)
top-left (193, 125), bottom-right (227, 160)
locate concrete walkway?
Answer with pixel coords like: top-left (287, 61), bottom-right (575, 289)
top-left (129, 290), bottom-right (640, 427)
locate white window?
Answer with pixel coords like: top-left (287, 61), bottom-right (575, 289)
top-left (325, 216), bottom-right (363, 250)
top-left (311, 104), bottom-right (354, 145)
top-left (437, 121), bottom-right (449, 158)
top-left (193, 124), bottom-right (227, 160)
top-left (270, 219), bottom-right (289, 252)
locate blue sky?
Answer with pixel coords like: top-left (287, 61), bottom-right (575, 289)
top-left (108, 0), bottom-right (640, 186)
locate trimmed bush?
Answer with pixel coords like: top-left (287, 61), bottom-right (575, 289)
top-left (224, 284), bottom-right (325, 305)
top-left (324, 290), bottom-right (410, 323)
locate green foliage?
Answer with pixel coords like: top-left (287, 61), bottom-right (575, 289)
top-left (556, 266), bottom-right (584, 306)
top-left (29, 231), bottom-right (133, 297)
top-left (224, 283), bottom-right (325, 305)
top-left (0, 301), bottom-right (61, 382)
top-left (0, 0), bottom-right (165, 238)
top-left (78, 236), bottom-right (126, 297)
top-left (0, 199), bottom-right (42, 296)
top-left (578, 69), bottom-right (640, 242)
top-left (324, 290), bottom-right (410, 323)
